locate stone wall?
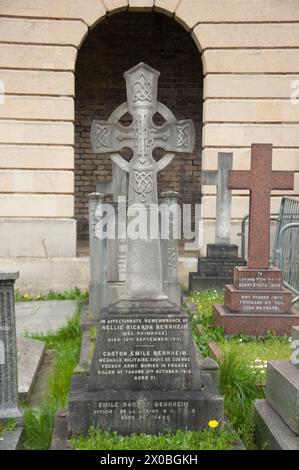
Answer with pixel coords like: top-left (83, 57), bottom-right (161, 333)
top-left (75, 12), bottom-right (203, 237)
top-left (0, 0), bottom-right (298, 289)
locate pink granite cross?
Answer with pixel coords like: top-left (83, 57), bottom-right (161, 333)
top-left (228, 143), bottom-right (294, 269)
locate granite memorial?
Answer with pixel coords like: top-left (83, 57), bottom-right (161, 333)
top-left (254, 326), bottom-right (299, 449)
top-left (0, 272), bottom-right (23, 424)
top-left (189, 152), bottom-right (246, 291)
top-left (213, 143), bottom-right (299, 335)
top-left (68, 63), bottom-right (223, 435)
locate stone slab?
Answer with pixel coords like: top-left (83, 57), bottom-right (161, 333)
top-left (206, 244), bottom-right (239, 259)
top-left (189, 273), bottom-right (230, 292)
top-left (17, 336), bottom-right (45, 401)
top-left (16, 300), bottom-right (77, 336)
top-left (51, 410), bottom-right (71, 450)
top-left (68, 371), bottom-right (224, 436)
top-left (213, 304), bottom-right (299, 336)
top-left (233, 267), bottom-right (283, 291)
top-left (254, 399), bottom-right (299, 450)
top-left (0, 426), bottom-right (23, 450)
top-left (224, 285), bottom-right (292, 314)
top-left (293, 326), bottom-right (299, 342)
top-left (266, 360), bottom-right (299, 435)
top-left (198, 257), bottom-right (246, 278)
top-left (88, 311), bottom-right (202, 392)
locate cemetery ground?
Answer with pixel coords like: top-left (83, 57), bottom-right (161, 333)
top-left (1, 289), bottom-right (293, 451)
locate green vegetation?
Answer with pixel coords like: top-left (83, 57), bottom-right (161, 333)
top-left (0, 419), bottom-right (17, 437)
top-left (15, 287), bottom-right (88, 303)
top-left (189, 290), bottom-right (291, 449)
top-left (21, 309), bottom-right (82, 450)
top-left (71, 426), bottom-right (238, 451)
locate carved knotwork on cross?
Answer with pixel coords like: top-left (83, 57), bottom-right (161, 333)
top-left (90, 62), bottom-right (195, 206)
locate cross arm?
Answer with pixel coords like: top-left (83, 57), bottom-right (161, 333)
top-left (228, 170), bottom-right (251, 190)
top-left (90, 120), bottom-right (134, 154)
top-left (154, 119), bottom-right (195, 154)
top-left (271, 171), bottom-right (294, 190)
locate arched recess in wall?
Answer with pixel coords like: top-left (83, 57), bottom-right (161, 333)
top-left (74, 10), bottom-right (204, 244)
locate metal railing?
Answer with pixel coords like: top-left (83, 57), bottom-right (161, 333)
top-left (238, 197), bottom-right (299, 300)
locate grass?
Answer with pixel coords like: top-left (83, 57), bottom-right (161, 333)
top-left (189, 290), bottom-right (291, 449)
top-left (71, 426), bottom-right (239, 451)
top-left (0, 419), bottom-right (17, 438)
top-left (21, 307), bottom-right (82, 450)
top-left (15, 287), bottom-right (88, 303)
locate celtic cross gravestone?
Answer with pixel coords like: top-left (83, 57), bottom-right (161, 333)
top-left (69, 63), bottom-right (223, 435)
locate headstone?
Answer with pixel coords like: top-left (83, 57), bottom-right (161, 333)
top-left (189, 152), bottom-right (246, 291)
top-left (68, 63), bottom-right (223, 435)
top-left (254, 326), bottom-right (299, 449)
top-left (0, 272), bottom-right (23, 424)
top-left (213, 143), bottom-right (299, 336)
top-left (160, 190), bottom-right (181, 305)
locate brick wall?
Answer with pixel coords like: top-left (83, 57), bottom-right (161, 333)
top-left (75, 11), bottom-right (203, 237)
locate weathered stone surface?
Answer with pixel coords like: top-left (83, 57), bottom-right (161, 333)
top-left (0, 121), bottom-right (74, 146)
top-left (0, 218), bottom-right (76, 258)
top-left (266, 361), bottom-right (299, 435)
top-left (0, 145), bottom-right (74, 170)
top-left (203, 124), bottom-right (299, 148)
top-left (234, 267), bottom-right (283, 291)
top-left (204, 99), bottom-right (299, 124)
top-left (0, 44), bottom-right (77, 71)
top-left (0, 96), bottom-right (74, 121)
top-left (0, 194), bottom-right (73, 217)
top-left (224, 285), bottom-right (293, 314)
top-left (0, 18), bottom-right (87, 46)
top-left (129, 0), bottom-right (153, 10)
top-left (213, 304), bottom-right (299, 336)
top-left (69, 371), bottom-right (223, 436)
top-left (207, 244), bottom-right (238, 259)
top-left (203, 50), bottom-right (299, 74)
top-left (0, 170), bottom-right (73, 194)
top-left (198, 257), bottom-right (246, 278)
top-left (0, 272), bottom-right (23, 424)
top-left (17, 337), bottom-right (45, 401)
top-left (0, 0), bottom-right (106, 26)
top-left (203, 75), bottom-right (299, 99)
top-left (103, 0), bottom-right (128, 13)
top-left (154, 0), bottom-right (180, 15)
top-left (254, 399), bottom-right (299, 450)
top-left (0, 70), bottom-right (74, 96)
top-left (0, 427), bottom-right (23, 450)
top-left (89, 311), bottom-right (201, 391)
top-left (193, 23), bottom-right (299, 51)
top-left (189, 274), bottom-right (230, 292)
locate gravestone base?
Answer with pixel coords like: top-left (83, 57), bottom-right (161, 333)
top-left (213, 304), bottom-right (299, 336)
top-left (68, 308), bottom-right (224, 436)
top-left (212, 266), bottom-right (299, 336)
top-left (68, 372), bottom-right (223, 436)
top-left (0, 407), bottom-right (23, 424)
top-left (189, 273), bottom-right (232, 292)
top-left (188, 244), bottom-right (246, 292)
top-left (254, 400), bottom-right (299, 450)
top-left (266, 360), bottom-right (299, 434)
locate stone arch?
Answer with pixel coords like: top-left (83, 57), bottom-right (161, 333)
top-left (74, 7), bottom-right (204, 241)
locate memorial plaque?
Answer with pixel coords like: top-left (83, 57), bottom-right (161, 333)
top-left (234, 267), bottom-right (283, 291)
top-left (198, 258), bottom-right (246, 278)
top-left (88, 313), bottom-right (201, 391)
top-left (206, 244), bottom-right (239, 259)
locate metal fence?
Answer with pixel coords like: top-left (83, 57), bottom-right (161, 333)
top-left (271, 197), bottom-right (299, 300)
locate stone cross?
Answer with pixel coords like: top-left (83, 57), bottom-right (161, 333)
top-left (0, 272), bottom-right (23, 423)
top-left (202, 152), bottom-right (233, 245)
top-left (91, 62), bottom-right (195, 300)
top-left (229, 144), bottom-right (294, 269)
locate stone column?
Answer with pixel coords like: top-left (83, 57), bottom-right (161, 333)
top-left (0, 272), bottom-right (23, 423)
top-left (160, 191), bottom-right (181, 305)
top-left (88, 193), bottom-right (107, 318)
